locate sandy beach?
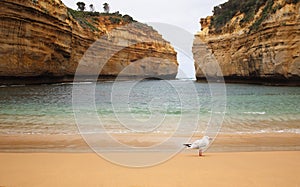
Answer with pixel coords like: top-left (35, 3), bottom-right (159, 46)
top-left (0, 151), bottom-right (299, 187)
top-left (0, 133), bottom-right (300, 186)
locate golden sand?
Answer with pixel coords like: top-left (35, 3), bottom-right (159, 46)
top-left (0, 133), bottom-right (300, 186)
top-left (0, 151), bottom-right (299, 187)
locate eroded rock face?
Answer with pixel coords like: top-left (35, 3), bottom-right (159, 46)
top-left (193, 0), bottom-right (300, 84)
top-left (0, 0), bottom-right (178, 84)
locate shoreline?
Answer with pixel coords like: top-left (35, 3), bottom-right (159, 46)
top-left (1, 133), bottom-right (299, 153)
top-left (196, 76), bottom-right (300, 86)
top-left (1, 76), bottom-right (300, 86)
top-left (0, 74), bottom-right (178, 86)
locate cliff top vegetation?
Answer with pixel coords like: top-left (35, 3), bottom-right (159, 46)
top-left (210, 0), bottom-right (299, 33)
top-left (67, 2), bottom-right (136, 32)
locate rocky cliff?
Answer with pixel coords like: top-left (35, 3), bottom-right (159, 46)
top-left (193, 0), bottom-right (300, 85)
top-left (0, 0), bottom-right (178, 84)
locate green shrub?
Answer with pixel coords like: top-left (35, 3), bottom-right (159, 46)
top-left (67, 8), bottom-right (136, 31)
top-left (109, 17), bottom-right (121, 24)
top-left (249, 0), bottom-right (274, 31)
top-left (123, 14), bottom-right (136, 23)
top-left (67, 8), bottom-right (99, 31)
top-left (211, 0), bottom-right (299, 33)
top-left (211, 0), bottom-right (268, 33)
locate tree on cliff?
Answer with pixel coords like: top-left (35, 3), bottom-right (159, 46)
top-left (103, 3), bottom-right (110, 13)
top-left (89, 4), bottom-right (95, 12)
top-left (76, 2), bottom-right (86, 11)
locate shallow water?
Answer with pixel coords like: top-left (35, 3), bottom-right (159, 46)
top-left (0, 80), bottom-right (299, 135)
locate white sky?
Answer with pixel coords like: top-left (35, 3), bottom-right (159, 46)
top-left (61, 0), bottom-right (227, 78)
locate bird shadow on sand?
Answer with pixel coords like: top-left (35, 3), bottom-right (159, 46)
top-left (184, 154), bottom-right (211, 158)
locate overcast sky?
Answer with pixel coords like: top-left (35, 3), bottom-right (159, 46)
top-left (61, 0), bottom-right (227, 78)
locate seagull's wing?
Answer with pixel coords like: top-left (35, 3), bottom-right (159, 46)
top-left (191, 138), bottom-right (209, 149)
top-left (198, 140), bottom-right (209, 148)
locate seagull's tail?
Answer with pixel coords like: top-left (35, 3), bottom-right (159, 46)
top-left (183, 143), bottom-right (192, 148)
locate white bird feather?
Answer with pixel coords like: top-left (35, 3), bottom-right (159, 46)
top-left (183, 136), bottom-right (212, 156)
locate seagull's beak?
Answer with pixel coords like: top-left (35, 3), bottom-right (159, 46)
top-left (209, 137), bottom-right (213, 141)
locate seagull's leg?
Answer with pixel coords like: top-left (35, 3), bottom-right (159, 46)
top-left (199, 149), bottom-right (202, 156)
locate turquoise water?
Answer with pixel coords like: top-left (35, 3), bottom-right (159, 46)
top-left (0, 80), bottom-right (299, 135)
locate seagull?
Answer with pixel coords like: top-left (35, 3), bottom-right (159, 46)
top-left (183, 136), bottom-right (212, 156)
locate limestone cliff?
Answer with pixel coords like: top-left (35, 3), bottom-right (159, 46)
top-left (193, 0), bottom-right (300, 85)
top-left (0, 0), bottom-right (178, 84)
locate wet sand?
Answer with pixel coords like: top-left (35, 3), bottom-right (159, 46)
top-left (0, 133), bottom-right (299, 152)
